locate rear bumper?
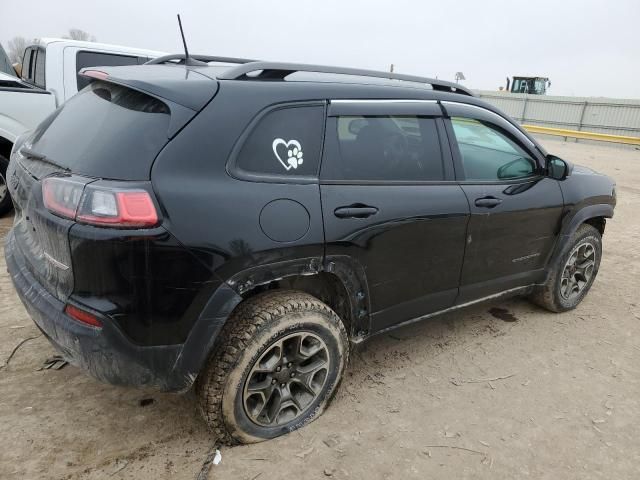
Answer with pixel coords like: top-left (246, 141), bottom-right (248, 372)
top-left (5, 230), bottom-right (185, 391)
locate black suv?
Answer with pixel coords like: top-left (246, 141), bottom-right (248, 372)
top-left (4, 55), bottom-right (616, 444)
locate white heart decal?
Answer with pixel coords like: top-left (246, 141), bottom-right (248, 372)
top-left (272, 138), bottom-right (304, 171)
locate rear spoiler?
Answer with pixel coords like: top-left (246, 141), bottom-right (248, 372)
top-left (79, 64), bottom-right (218, 112)
top-left (80, 65), bottom-right (220, 137)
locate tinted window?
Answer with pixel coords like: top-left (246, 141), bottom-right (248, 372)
top-left (76, 51), bottom-right (140, 90)
top-left (450, 117), bottom-right (537, 181)
top-left (235, 105), bottom-right (324, 178)
top-left (323, 116), bottom-right (444, 181)
top-left (34, 49), bottom-right (46, 88)
top-left (21, 47), bottom-right (35, 82)
top-left (29, 81), bottom-right (170, 180)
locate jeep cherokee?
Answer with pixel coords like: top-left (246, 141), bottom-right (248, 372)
top-left (4, 55), bottom-right (616, 444)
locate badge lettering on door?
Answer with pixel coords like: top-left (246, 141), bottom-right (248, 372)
top-left (272, 138), bottom-right (304, 171)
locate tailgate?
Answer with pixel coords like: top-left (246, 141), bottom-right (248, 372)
top-left (6, 154), bottom-right (80, 300)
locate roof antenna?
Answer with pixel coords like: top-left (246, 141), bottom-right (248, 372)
top-left (176, 14), bottom-right (202, 66)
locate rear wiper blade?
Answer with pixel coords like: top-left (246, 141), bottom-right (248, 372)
top-left (20, 147), bottom-right (71, 172)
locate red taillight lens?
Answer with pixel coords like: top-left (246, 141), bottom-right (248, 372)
top-left (65, 304), bottom-right (103, 328)
top-left (76, 189), bottom-right (159, 227)
top-left (42, 176), bottom-right (159, 228)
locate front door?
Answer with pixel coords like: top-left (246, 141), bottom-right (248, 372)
top-left (442, 102), bottom-right (564, 303)
top-left (320, 100), bottom-right (469, 332)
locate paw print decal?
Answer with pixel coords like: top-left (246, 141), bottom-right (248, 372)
top-left (272, 138), bottom-right (304, 171)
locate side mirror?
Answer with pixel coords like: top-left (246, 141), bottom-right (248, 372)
top-left (547, 155), bottom-right (573, 180)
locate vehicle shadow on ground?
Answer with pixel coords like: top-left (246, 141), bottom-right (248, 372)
top-left (3, 268), bottom-right (550, 480)
top-left (89, 295), bottom-right (537, 420)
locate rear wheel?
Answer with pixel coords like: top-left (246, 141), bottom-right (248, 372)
top-left (196, 290), bottom-right (349, 444)
top-left (0, 154), bottom-right (13, 216)
top-left (530, 224), bottom-right (602, 312)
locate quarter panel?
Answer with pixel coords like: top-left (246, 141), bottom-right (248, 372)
top-left (151, 83), bottom-right (325, 293)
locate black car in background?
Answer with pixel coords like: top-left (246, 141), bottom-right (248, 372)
top-left (4, 56), bottom-right (616, 444)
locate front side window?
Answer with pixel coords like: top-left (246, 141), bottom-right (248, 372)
top-left (234, 105), bottom-right (324, 179)
top-left (450, 117), bottom-right (537, 181)
top-left (322, 115), bottom-right (444, 181)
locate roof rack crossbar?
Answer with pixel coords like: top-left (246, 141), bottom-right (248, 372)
top-left (145, 54), bottom-right (257, 66)
top-left (217, 62), bottom-right (473, 96)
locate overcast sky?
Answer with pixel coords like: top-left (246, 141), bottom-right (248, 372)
top-left (2, 0), bottom-right (639, 98)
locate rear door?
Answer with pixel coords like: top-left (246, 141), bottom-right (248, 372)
top-left (320, 100), bottom-right (469, 333)
top-left (442, 102), bottom-right (564, 303)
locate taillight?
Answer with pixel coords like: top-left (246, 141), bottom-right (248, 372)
top-left (42, 176), bottom-right (159, 228)
top-left (42, 177), bottom-right (86, 219)
top-left (65, 304), bottom-right (103, 328)
top-left (76, 189), bottom-right (158, 227)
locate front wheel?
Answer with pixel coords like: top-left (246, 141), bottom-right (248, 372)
top-left (196, 291), bottom-right (349, 444)
top-left (0, 154), bottom-right (13, 216)
top-left (530, 224), bottom-right (602, 312)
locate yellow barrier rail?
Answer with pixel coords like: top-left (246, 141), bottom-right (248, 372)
top-left (523, 124), bottom-right (640, 146)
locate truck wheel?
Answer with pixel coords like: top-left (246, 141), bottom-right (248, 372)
top-left (196, 290), bottom-right (349, 444)
top-left (0, 154), bottom-right (13, 216)
top-left (530, 224), bottom-right (602, 312)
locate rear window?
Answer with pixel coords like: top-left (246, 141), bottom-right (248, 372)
top-left (34, 49), bottom-right (46, 88)
top-left (76, 51), bottom-right (145, 90)
top-left (29, 81), bottom-right (170, 180)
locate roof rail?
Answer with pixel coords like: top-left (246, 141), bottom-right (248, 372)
top-left (145, 54), bottom-right (257, 66)
top-left (217, 61), bottom-right (473, 96)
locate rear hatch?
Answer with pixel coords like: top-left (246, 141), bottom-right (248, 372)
top-left (7, 67), bottom-right (218, 301)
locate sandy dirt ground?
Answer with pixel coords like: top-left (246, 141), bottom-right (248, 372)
top-left (1, 137), bottom-right (639, 480)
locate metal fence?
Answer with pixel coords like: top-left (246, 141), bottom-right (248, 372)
top-left (475, 90), bottom-right (640, 139)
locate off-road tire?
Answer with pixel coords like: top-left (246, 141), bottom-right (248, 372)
top-left (530, 224), bottom-right (602, 312)
top-left (0, 154), bottom-right (13, 216)
top-left (196, 290), bottom-right (349, 444)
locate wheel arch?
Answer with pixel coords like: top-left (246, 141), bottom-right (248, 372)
top-left (564, 204), bottom-right (612, 239)
top-left (543, 204), bottom-right (612, 284)
top-left (170, 256), bottom-right (370, 389)
top-left (229, 256), bottom-right (371, 339)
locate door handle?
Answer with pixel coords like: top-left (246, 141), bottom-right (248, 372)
top-left (474, 196), bottom-right (502, 208)
top-left (334, 205), bottom-right (379, 219)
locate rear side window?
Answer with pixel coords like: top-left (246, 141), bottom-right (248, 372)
top-left (76, 51), bottom-right (142, 90)
top-left (29, 81), bottom-right (170, 180)
top-left (234, 105), bottom-right (325, 179)
top-left (21, 47), bottom-right (46, 88)
top-left (322, 116), bottom-right (444, 181)
top-left (34, 49), bottom-right (46, 88)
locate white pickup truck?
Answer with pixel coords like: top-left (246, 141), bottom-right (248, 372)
top-left (0, 38), bottom-right (165, 214)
